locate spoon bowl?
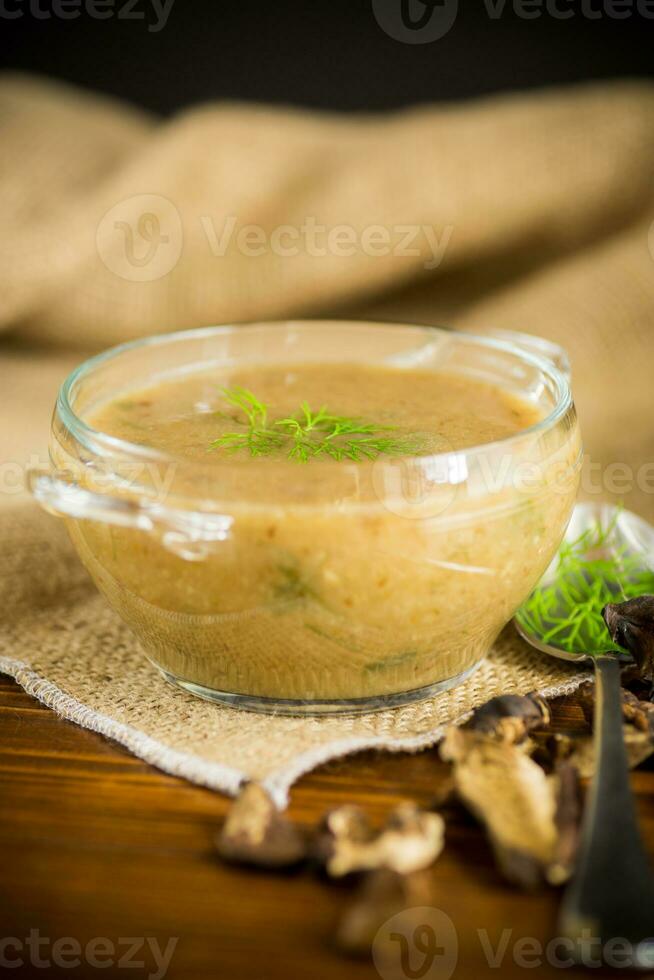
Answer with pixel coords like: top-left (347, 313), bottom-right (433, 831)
top-left (515, 501), bottom-right (654, 969)
top-left (515, 501), bottom-right (654, 664)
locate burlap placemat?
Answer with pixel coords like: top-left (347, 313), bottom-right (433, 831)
top-left (0, 505), bottom-right (588, 806)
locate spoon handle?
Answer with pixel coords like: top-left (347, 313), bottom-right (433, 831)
top-left (558, 655), bottom-right (654, 967)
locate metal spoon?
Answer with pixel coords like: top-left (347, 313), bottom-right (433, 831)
top-left (515, 502), bottom-right (654, 969)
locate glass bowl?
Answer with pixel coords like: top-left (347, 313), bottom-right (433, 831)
top-left (29, 321), bottom-right (582, 714)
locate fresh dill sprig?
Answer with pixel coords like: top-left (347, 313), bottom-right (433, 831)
top-left (208, 388), bottom-right (425, 462)
top-left (223, 386), bottom-right (268, 428)
top-left (212, 386), bottom-right (286, 457)
top-left (516, 511), bottom-right (654, 656)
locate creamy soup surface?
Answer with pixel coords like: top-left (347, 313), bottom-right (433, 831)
top-left (89, 363), bottom-right (543, 464)
top-left (66, 362), bottom-right (578, 707)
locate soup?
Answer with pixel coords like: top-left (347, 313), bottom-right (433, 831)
top-left (90, 363), bottom-right (543, 462)
top-left (59, 359), bottom-right (579, 711)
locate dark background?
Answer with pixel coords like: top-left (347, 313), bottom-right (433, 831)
top-left (1, 0), bottom-right (652, 115)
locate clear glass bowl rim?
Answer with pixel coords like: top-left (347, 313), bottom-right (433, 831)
top-left (55, 319), bottom-right (575, 472)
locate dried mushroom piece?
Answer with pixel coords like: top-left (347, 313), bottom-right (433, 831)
top-left (559, 727), bottom-right (654, 779)
top-left (576, 681), bottom-right (654, 733)
top-left (617, 723), bottom-right (654, 771)
top-left (551, 761), bottom-right (581, 885)
top-left (440, 727), bottom-right (578, 889)
top-left (620, 663), bottom-right (654, 702)
top-left (314, 805), bottom-right (375, 871)
top-left (215, 782), bottom-right (307, 869)
top-left (336, 868), bottom-right (434, 956)
top-left (461, 693), bottom-right (550, 743)
top-left (620, 689), bottom-right (654, 736)
top-left (603, 595), bottom-right (654, 681)
top-left (534, 684), bottom-right (654, 778)
top-left (317, 803), bottom-right (444, 878)
top-left (530, 731), bottom-right (575, 772)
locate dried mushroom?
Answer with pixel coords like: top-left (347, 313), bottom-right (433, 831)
top-left (336, 868), bottom-right (434, 956)
top-left (603, 595), bottom-right (654, 681)
top-left (316, 804), bottom-right (374, 861)
top-left (620, 663), bottom-right (654, 701)
top-left (565, 729), bottom-right (654, 779)
top-left (461, 693), bottom-right (550, 742)
top-left (215, 782), bottom-right (306, 869)
top-left (620, 689), bottom-right (654, 736)
top-left (533, 686), bottom-right (654, 778)
top-left (530, 731), bottom-right (575, 771)
top-left (551, 761), bottom-right (581, 882)
top-left (576, 680), bottom-right (654, 731)
top-left (440, 724), bottom-right (579, 889)
top-left (317, 802), bottom-right (444, 878)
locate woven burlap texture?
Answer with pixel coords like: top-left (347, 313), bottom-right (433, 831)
top-left (0, 507), bottom-right (588, 805)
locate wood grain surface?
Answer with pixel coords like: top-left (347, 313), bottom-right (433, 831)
top-left (1, 675), bottom-right (653, 980)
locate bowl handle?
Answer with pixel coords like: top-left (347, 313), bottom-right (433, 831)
top-left (27, 468), bottom-right (233, 561)
top-left (481, 328), bottom-right (571, 381)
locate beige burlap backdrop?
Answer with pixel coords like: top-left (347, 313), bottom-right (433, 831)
top-left (1, 74), bottom-right (653, 800)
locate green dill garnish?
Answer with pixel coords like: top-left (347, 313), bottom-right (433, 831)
top-left (516, 512), bottom-right (654, 656)
top-left (208, 387), bottom-right (424, 462)
top-left (209, 386), bottom-right (287, 457)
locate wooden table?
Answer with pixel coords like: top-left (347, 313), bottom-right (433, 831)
top-left (2, 675), bottom-right (653, 980)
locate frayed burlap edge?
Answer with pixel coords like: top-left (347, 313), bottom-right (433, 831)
top-left (0, 653), bottom-right (589, 807)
